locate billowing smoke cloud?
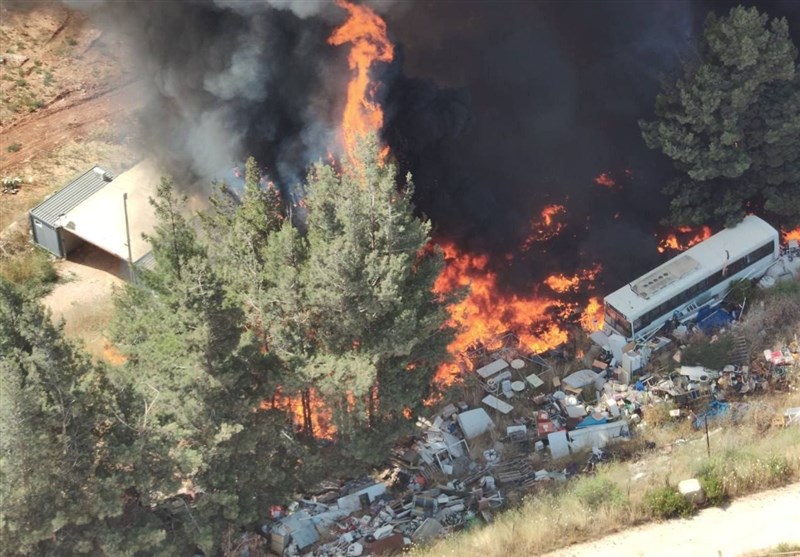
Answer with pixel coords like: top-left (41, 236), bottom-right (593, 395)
top-left (383, 0), bottom-right (701, 293)
top-left (69, 0), bottom-right (800, 296)
top-left (70, 0), bottom-right (349, 199)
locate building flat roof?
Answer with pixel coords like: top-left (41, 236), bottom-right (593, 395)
top-left (30, 166), bottom-right (114, 225)
top-left (60, 160), bottom-right (163, 262)
top-left (604, 215), bottom-right (779, 317)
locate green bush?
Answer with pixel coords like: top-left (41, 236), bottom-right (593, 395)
top-left (6, 142), bottom-right (22, 153)
top-left (0, 249), bottom-right (57, 291)
top-left (762, 456), bottom-right (792, 484)
top-left (573, 476), bottom-right (627, 509)
top-left (727, 278), bottom-right (754, 306)
top-left (697, 464), bottom-right (726, 505)
top-left (682, 334), bottom-right (735, 370)
top-left (644, 486), bottom-right (694, 519)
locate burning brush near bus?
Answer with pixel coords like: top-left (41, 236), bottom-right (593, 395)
top-left (77, 0), bottom-right (797, 431)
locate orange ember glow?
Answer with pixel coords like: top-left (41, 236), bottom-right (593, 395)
top-left (594, 172), bottom-right (615, 188)
top-left (579, 296), bottom-right (604, 332)
top-left (329, 0), bottom-right (394, 164)
top-left (545, 273), bottom-right (580, 293)
top-left (657, 225), bottom-right (712, 254)
top-left (783, 227), bottom-right (800, 242)
top-left (433, 242), bottom-right (569, 385)
top-left (270, 388), bottom-right (337, 440)
top-left (522, 204), bottom-right (566, 250)
top-left (544, 265), bottom-right (601, 294)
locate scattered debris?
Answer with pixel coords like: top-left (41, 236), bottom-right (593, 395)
top-left (254, 306), bottom-right (800, 556)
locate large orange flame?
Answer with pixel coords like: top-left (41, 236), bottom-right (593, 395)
top-left (269, 388), bottom-right (337, 440)
top-left (579, 296), bottom-right (604, 332)
top-left (433, 242), bottom-right (570, 385)
top-left (657, 225), bottom-right (711, 254)
top-left (544, 265), bottom-right (601, 294)
top-left (329, 0), bottom-right (394, 164)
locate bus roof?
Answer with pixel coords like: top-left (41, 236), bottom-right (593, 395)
top-left (604, 215), bottom-right (778, 318)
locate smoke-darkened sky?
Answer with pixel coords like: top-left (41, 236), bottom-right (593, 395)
top-left (75, 0), bottom-right (800, 296)
top-left (383, 0), bottom-right (800, 293)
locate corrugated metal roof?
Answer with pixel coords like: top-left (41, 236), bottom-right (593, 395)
top-left (29, 166), bottom-right (115, 226)
top-left (134, 251), bottom-right (155, 271)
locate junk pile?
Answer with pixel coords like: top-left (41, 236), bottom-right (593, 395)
top-left (257, 329), bottom-right (799, 556)
top-left (257, 413), bottom-right (507, 556)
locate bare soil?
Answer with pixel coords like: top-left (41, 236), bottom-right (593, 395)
top-left (1, 3), bottom-right (141, 362)
top-left (41, 244), bottom-right (123, 361)
top-left (0, 2), bottom-right (143, 231)
top-left (545, 481), bottom-right (800, 557)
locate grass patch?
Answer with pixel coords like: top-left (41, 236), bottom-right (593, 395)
top-left (6, 142), bottom-right (22, 153)
top-left (411, 405), bottom-right (800, 557)
top-left (682, 333), bottom-right (735, 369)
top-left (43, 70), bottom-right (54, 86)
top-left (572, 476), bottom-right (626, 510)
top-left (644, 485), bottom-right (693, 519)
top-left (0, 248), bottom-right (58, 294)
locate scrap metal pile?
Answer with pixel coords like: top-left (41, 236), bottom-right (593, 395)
top-left (252, 328), bottom-right (800, 556)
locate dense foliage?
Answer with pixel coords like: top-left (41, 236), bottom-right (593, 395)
top-left (0, 136), bottom-right (451, 554)
top-left (641, 6), bottom-right (800, 226)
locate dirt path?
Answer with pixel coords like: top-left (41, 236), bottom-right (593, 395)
top-left (41, 245), bottom-right (123, 361)
top-left (545, 482), bottom-right (800, 557)
top-left (0, 80), bottom-right (144, 173)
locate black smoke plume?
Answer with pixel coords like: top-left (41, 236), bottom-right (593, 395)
top-left (74, 0), bottom-right (800, 297)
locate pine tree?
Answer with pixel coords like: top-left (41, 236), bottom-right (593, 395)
top-left (303, 136), bottom-right (452, 465)
top-left (0, 279), bottom-right (164, 556)
top-left (112, 178), bottom-right (310, 554)
top-left (640, 6), bottom-right (800, 226)
top-left (202, 156), bottom-right (284, 335)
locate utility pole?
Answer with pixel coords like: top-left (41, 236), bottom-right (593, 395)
top-left (123, 192), bottom-right (136, 283)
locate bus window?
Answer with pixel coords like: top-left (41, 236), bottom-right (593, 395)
top-left (604, 303), bottom-right (632, 337)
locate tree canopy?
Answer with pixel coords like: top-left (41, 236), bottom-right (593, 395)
top-left (0, 279), bottom-right (164, 556)
top-left (102, 135), bottom-right (452, 551)
top-left (640, 6), bottom-right (800, 226)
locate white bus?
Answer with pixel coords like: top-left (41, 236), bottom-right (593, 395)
top-left (603, 215), bottom-right (779, 341)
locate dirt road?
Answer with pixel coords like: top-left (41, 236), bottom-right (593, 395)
top-left (545, 482), bottom-right (800, 557)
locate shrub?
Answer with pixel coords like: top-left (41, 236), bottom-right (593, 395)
top-left (43, 70), bottom-right (54, 86)
top-left (643, 486), bottom-right (693, 519)
top-left (762, 455), bottom-right (792, 484)
top-left (0, 249), bottom-right (57, 291)
top-left (573, 476), bottom-right (626, 509)
top-left (697, 464), bottom-right (726, 505)
top-left (728, 278), bottom-right (754, 306)
top-left (6, 142), bottom-right (22, 153)
top-left (682, 334), bottom-right (735, 370)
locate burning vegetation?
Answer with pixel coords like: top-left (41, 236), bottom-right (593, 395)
top-left (522, 204), bottom-right (567, 250)
top-left (328, 0), bottom-right (394, 166)
top-left (432, 242), bottom-right (571, 385)
top-left (657, 225), bottom-right (712, 254)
